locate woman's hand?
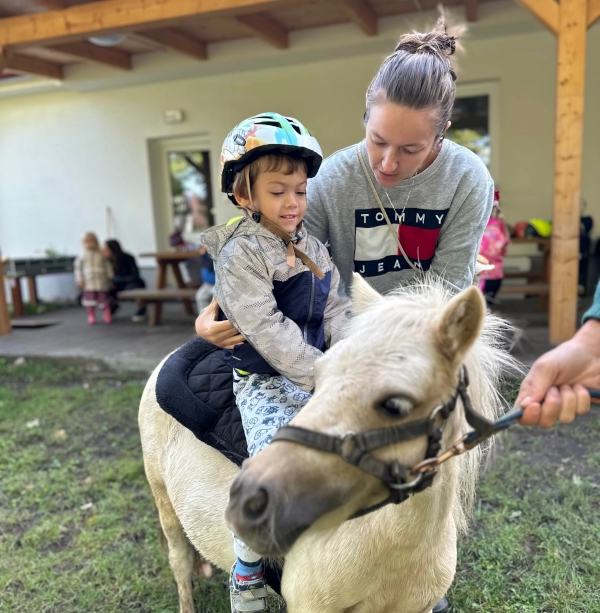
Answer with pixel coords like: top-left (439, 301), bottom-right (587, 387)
top-left (195, 299), bottom-right (245, 349)
top-left (516, 319), bottom-right (600, 427)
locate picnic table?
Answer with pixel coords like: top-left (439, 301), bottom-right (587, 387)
top-left (118, 251), bottom-right (200, 326)
top-left (2, 256), bottom-right (76, 318)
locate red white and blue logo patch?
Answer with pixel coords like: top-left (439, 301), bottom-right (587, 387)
top-left (354, 207), bottom-right (449, 277)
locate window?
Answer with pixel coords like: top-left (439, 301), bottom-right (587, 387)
top-left (167, 150), bottom-right (215, 237)
top-left (446, 82), bottom-right (499, 182)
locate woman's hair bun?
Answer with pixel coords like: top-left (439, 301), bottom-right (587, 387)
top-left (394, 13), bottom-right (462, 60)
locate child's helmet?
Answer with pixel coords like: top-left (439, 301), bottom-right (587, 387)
top-left (220, 112), bottom-right (323, 198)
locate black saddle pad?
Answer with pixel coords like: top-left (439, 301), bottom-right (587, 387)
top-left (156, 336), bottom-right (248, 465)
top-left (155, 337), bottom-right (283, 594)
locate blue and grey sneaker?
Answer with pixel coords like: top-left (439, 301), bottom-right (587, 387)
top-left (229, 563), bottom-right (269, 612)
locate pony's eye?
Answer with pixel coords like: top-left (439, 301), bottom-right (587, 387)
top-left (378, 397), bottom-right (413, 418)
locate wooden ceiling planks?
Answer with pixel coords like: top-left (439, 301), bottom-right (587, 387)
top-left (132, 28), bottom-right (207, 60)
top-left (0, 49), bottom-right (63, 78)
top-left (0, 0), bottom-right (499, 79)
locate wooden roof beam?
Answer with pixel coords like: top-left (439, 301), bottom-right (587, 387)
top-left (236, 14), bottom-right (288, 48)
top-left (513, 0), bottom-right (559, 35)
top-left (51, 41), bottom-right (132, 70)
top-left (0, 50), bottom-right (63, 79)
top-left (465, 0), bottom-right (478, 22)
top-left (34, 0), bottom-right (67, 8)
top-left (339, 0), bottom-right (378, 36)
top-left (0, 0), bottom-right (291, 48)
top-left (134, 28), bottom-right (207, 60)
top-left (589, 0), bottom-right (600, 27)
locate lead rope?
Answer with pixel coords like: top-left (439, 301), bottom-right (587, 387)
top-left (357, 147), bottom-right (421, 273)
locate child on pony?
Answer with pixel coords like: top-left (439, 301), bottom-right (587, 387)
top-left (200, 112), bottom-right (352, 613)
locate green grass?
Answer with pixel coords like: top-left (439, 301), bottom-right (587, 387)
top-left (0, 357), bottom-right (232, 613)
top-left (8, 301), bottom-right (67, 317)
top-left (1, 359), bottom-right (598, 612)
top-left (449, 404), bottom-right (600, 612)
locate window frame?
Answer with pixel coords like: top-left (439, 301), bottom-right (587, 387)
top-left (452, 80), bottom-right (500, 183)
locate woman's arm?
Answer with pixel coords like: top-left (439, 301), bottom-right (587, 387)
top-left (323, 258), bottom-right (352, 348)
top-left (195, 300), bottom-right (245, 349)
top-left (429, 178), bottom-right (494, 290)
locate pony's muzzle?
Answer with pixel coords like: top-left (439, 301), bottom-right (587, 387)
top-left (225, 462), bottom-right (315, 557)
top-left (228, 474), bottom-right (272, 526)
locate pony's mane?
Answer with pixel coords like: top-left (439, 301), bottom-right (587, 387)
top-left (351, 276), bottom-right (524, 532)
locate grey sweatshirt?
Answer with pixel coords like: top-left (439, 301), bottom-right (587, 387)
top-left (305, 139), bottom-right (494, 295)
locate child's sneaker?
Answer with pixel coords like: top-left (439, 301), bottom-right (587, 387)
top-left (87, 313), bottom-right (96, 325)
top-left (103, 308), bottom-right (112, 324)
top-left (229, 563), bottom-right (269, 612)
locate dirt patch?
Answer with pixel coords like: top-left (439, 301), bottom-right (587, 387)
top-left (505, 411), bottom-right (600, 484)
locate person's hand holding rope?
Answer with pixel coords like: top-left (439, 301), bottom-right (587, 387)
top-left (516, 319), bottom-right (600, 427)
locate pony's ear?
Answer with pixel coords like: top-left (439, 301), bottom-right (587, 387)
top-left (352, 273), bottom-right (383, 314)
top-left (434, 286), bottom-right (485, 363)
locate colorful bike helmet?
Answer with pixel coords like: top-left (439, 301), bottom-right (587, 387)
top-left (220, 112), bottom-right (323, 200)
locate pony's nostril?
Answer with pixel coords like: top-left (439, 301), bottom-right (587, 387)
top-left (242, 488), bottom-right (269, 521)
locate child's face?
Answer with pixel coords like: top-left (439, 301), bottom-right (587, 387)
top-left (83, 236), bottom-right (97, 251)
top-left (243, 169), bottom-right (308, 234)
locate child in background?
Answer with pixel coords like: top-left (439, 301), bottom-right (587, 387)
top-left (168, 228), bottom-right (204, 288)
top-left (194, 245), bottom-right (215, 313)
top-left (479, 189), bottom-right (510, 306)
top-left (75, 232), bottom-right (113, 325)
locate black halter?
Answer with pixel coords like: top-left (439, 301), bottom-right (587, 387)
top-left (270, 367), bottom-right (496, 519)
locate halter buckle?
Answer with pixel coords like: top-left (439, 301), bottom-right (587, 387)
top-left (340, 432), bottom-right (358, 462)
top-left (387, 471), bottom-right (426, 492)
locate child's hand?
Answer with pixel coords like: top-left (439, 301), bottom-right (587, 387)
top-left (77, 281), bottom-right (84, 289)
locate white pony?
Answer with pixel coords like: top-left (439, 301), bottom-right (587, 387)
top-left (139, 274), bottom-right (518, 613)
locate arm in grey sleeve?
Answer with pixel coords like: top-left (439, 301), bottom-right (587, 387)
top-left (305, 176), bottom-right (329, 244)
top-left (324, 259), bottom-right (353, 348)
top-left (429, 178), bottom-right (494, 291)
top-left (216, 243), bottom-right (322, 392)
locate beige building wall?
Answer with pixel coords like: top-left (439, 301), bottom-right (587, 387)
top-left (0, 3), bottom-right (598, 299)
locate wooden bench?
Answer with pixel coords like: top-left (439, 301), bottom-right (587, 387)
top-left (117, 288), bottom-right (197, 326)
top-left (498, 282), bottom-right (551, 296)
top-left (497, 283), bottom-right (584, 313)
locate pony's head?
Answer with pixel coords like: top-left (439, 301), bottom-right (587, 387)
top-left (226, 274), bottom-right (514, 556)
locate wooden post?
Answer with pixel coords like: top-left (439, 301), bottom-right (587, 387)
top-left (549, 0), bottom-right (587, 343)
top-left (0, 277), bottom-right (11, 336)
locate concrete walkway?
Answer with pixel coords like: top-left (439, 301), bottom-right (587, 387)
top-left (0, 301), bottom-right (197, 373)
top-left (0, 296), bottom-right (593, 373)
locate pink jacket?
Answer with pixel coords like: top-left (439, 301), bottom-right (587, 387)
top-left (479, 218), bottom-right (510, 282)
